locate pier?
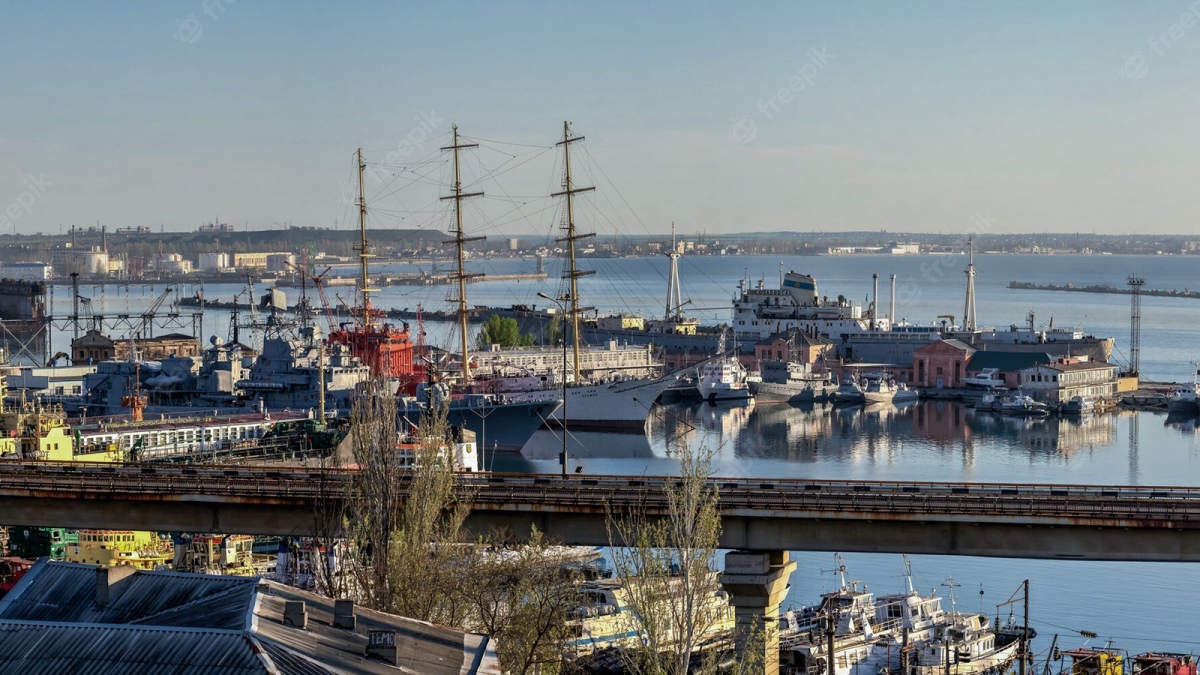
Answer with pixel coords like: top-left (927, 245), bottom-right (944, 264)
top-left (1009, 280), bottom-right (1200, 299)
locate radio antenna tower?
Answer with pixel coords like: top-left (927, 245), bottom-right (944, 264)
top-left (1128, 275), bottom-right (1144, 376)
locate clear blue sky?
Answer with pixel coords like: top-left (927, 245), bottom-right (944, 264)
top-left (2, 2), bottom-right (1199, 236)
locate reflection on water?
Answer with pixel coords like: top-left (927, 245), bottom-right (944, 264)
top-left (496, 400), bottom-right (1200, 655)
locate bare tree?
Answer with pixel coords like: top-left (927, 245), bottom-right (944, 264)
top-left (346, 377), bottom-right (405, 611)
top-left (456, 527), bottom-right (580, 675)
top-left (605, 442), bottom-right (744, 675)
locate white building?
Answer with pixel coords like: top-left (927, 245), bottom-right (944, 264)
top-left (0, 262), bottom-right (52, 281)
top-left (1019, 360), bottom-right (1119, 405)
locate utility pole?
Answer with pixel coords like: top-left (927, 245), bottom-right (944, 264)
top-left (440, 125), bottom-right (485, 382)
top-left (553, 121), bottom-right (596, 382)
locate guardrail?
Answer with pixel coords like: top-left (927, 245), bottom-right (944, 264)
top-left (1, 461), bottom-right (1198, 528)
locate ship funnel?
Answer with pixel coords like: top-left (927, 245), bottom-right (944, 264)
top-left (782, 272), bottom-right (818, 306)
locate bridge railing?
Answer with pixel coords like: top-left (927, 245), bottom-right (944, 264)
top-left (1, 461), bottom-right (1199, 526)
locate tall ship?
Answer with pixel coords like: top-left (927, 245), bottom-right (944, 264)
top-left (439, 123), bottom-right (675, 431)
top-left (326, 155), bottom-right (416, 391)
top-left (344, 141), bottom-right (559, 451)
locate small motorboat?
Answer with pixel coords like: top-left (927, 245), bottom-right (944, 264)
top-left (1061, 395), bottom-right (1095, 415)
top-left (1000, 394), bottom-right (1051, 416)
top-left (892, 382), bottom-right (920, 403)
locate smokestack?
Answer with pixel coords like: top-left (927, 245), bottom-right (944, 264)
top-left (872, 273), bottom-right (879, 329)
top-left (890, 274), bottom-right (896, 325)
top-left (71, 225), bottom-right (76, 249)
top-left (102, 225), bottom-right (107, 253)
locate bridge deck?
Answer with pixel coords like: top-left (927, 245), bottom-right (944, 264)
top-left (1, 461), bottom-right (1198, 560)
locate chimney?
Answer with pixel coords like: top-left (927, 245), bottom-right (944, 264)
top-left (366, 630), bottom-right (399, 664)
top-left (334, 599), bottom-right (356, 629)
top-left (283, 600), bottom-right (308, 629)
top-left (95, 564), bottom-right (137, 607)
top-left (102, 225), bottom-right (107, 253)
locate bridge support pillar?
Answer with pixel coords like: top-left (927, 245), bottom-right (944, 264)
top-left (720, 550), bottom-right (795, 675)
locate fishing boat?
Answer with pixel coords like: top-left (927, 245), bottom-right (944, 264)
top-left (1167, 373), bottom-right (1199, 415)
top-left (750, 360), bottom-right (836, 404)
top-left (780, 557), bottom-right (1025, 675)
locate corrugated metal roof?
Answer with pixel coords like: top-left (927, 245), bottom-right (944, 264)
top-left (0, 621), bottom-right (265, 674)
top-left (0, 562), bottom-right (256, 629)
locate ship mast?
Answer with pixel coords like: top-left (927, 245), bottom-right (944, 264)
top-left (665, 222), bottom-right (683, 322)
top-left (553, 121), bottom-right (595, 381)
top-left (964, 236), bottom-right (978, 331)
top-left (355, 148), bottom-right (378, 329)
top-left (440, 125), bottom-right (484, 381)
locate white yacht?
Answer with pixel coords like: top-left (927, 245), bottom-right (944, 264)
top-left (963, 368), bottom-right (1005, 389)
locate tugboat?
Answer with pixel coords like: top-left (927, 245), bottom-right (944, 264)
top-left (750, 360), bottom-right (836, 404)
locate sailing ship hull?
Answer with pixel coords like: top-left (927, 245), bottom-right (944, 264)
top-left (399, 397), bottom-right (562, 452)
top-left (506, 376), bottom-right (676, 430)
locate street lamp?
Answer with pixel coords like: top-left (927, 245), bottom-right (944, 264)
top-left (537, 292), bottom-right (569, 478)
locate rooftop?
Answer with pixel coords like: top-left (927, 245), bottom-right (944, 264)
top-left (0, 560), bottom-right (499, 674)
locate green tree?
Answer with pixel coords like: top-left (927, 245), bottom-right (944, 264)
top-left (477, 314), bottom-right (535, 349)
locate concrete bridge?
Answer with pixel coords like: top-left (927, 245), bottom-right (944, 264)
top-left (2, 460), bottom-right (1199, 562)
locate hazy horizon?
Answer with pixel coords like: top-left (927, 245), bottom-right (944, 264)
top-left (4, 2), bottom-right (1200, 236)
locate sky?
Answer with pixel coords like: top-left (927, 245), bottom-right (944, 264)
top-left (2, 2), bottom-right (1200, 237)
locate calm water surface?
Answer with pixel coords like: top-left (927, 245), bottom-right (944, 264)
top-left (44, 254), bottom-right (1200, 653)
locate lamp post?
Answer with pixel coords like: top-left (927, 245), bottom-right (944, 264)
top-left (537, 292), bottom-right (569, 478)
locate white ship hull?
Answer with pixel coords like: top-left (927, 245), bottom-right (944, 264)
top-left (506, 375), bottom-right (675, 429)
